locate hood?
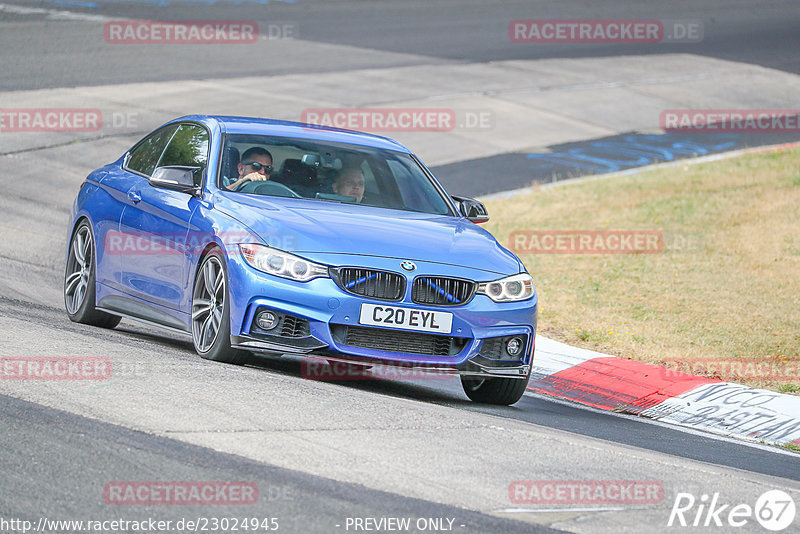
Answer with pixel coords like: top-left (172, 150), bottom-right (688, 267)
top-left (214, 193), bottom-right (521, 275)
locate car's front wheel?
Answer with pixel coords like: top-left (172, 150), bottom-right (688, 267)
top-left (191, 250), bottom-right (245, 364)
top-left (461, 372), bottom-right (531, 405)
top-left (64, 221), bottom-right (121, 328)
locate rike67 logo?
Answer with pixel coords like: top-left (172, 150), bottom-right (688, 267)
top-left (668, 490), bottom-right (796, 531)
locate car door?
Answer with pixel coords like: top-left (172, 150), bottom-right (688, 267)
top-left (99, 124), bottom-right (179, 290)
top-left (118, 122), bottom-right (209, 313)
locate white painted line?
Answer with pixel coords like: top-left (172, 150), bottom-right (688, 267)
top-left (0, 3), bottom-right (118, 22)
top-left (492, 507), bottom-right (626, 513)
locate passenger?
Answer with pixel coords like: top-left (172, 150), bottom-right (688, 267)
top-left (226, 147), bottom-right (273, 191)
top-left (332, 168), bottom-right (365, 202)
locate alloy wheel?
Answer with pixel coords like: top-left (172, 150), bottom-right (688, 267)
top-left (65, 225), bottom-right (93, 315)
top-left (192, 256), bottom-right (226, 353)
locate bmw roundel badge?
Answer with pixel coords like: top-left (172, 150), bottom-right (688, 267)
top-left (400, 261), bottom-right (416, 272)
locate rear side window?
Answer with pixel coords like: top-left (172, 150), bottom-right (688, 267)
top-left (157, 124), bottom-right (210, 177)
top-left (126, 125), bottom-right (178, 177)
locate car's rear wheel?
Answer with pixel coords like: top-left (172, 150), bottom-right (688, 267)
top-left (191, 250), bottom-right (245, 364)
top-left (64, 222), bottom-right (121, 328)
top-left (461, 372), bottom-right (531, 405)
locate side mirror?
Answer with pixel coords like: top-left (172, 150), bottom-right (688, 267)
top-left (452, 195), bottom-right (489, 223)
top-left (149, 166), bottom-right (202, 195)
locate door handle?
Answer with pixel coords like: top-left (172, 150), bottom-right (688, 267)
top-left (127, 190), bottom-right (142, 204)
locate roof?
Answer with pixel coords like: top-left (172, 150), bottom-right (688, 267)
top-left (174, 115), bottom-right (412, 153)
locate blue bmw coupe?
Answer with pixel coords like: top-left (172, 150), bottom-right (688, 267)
top-left (65, 115), bottom-right (537, 404)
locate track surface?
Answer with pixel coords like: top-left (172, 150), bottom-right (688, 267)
top-left (1, 1), bottom-right (799, 533)
top-left (1, 0), bottom-right (799, 91)
top-left (2, 295), bottom-right (798, 533)
top-left (1, 394), bottom-right (561, 534)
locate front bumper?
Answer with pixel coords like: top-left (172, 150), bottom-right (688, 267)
top-left (226, 252), bottom-right (537, 379)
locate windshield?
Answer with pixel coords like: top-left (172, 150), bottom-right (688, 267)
top-left (218, 134), bottom-right (453, 216)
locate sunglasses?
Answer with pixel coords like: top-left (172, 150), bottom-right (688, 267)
top-left (243, 161), bottom-right (272, 172)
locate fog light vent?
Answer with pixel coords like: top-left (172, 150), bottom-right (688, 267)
top-left (256, 311), bottom-right (278, 330)
top-left (506, 337), bottom-right (524, 357)
top-left (479, 335), bottom-right (528, 361)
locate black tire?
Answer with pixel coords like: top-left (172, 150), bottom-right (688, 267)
top-left (64, 221), bottom-right (121, 329)
top-left (191, 249), bottom-right (245, 364)
top-left (461, 372), bottom-right (531, 405)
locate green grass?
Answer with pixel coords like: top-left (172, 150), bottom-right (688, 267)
top-left (483, 149), bottom-right (800, 392)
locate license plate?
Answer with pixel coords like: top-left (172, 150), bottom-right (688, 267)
top-left (359, 304), bottom-right (453, 334)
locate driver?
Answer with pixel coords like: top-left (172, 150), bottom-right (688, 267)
top-left (226, 147), bottom-right (273, 191)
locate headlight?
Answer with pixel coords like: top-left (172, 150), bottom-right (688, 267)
top-left (239, 244), bottom-right (328, 282)
top-left (477, 273), bottom-right (534, 302)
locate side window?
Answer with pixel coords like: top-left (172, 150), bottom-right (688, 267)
top-left (126, 125), bottom-right (178, 177)
top-left (156, 124), bottom-right (210, 187)
top-left (158, 124), bottom-right (210, 170)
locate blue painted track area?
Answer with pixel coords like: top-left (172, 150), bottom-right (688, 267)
top-left (432, 131), bottom-right (800, 197)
